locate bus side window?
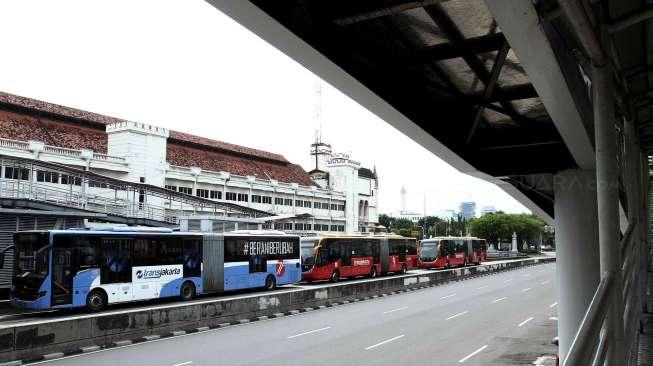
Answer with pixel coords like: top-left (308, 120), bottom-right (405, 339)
top-left (182, 238), bottom-right (202, 277)
top-left (101, 238), bottom-right (132, 284)
top-left (133, 239), bottom-right (157, 266)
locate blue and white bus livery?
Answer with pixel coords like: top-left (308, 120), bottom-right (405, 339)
top-left (2, 228), bottom-right (301, 311)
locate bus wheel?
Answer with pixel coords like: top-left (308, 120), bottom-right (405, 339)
top-left (369, 266), bottom-right (377, 278)
top-left (330, 270), bottom-right (340, 283)
top-left (401, 265), bottom-right (407, 274)
top-left (180, 281), bottom-right (196, 301)
top-left (265, 275), bottom-right (277, 290)
top-left (86, 289), bottom-right (107, 312)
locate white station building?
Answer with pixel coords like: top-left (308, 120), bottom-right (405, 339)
top-left (0, 91), bottom-right (379, 235)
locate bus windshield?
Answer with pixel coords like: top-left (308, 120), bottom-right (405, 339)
top-left (420, 243), bottom-right (437, 259)
top-left (300, 239), bottom-right (319, 267)
top-left (14, 233), bottom-right (49, 277)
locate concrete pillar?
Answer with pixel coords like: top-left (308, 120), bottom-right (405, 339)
top-left (554, 169), bottom-right (600, 360)
top-left (593, 64), bottom-right (626, 364)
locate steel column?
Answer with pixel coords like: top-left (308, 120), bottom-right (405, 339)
top-left (593, 64), bottom-right (626, 364)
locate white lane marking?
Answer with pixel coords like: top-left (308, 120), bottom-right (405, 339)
top-left (522, 287), bottom-right (531, 292)
top-left (172, 362), bottom-right (193, 366)
top-left (287, 326), bottom-right (332, 339)
top-left (446, 311), bottom-right (469, 320)
top-left (364, 334), bottom-right (405, 350)
top-left (518, 317), bottom-right (534, 327)
top-left (383, 306), bottom-right (408, 314)
top-left (537, 270), bottom-right (544, 273)
top-left (540, 281), bottom-right (550, 285)
top-left (440, 293), bottom-right (456, 299)
top-left (549, 302), bottom-right (558, 308)
top-left (549, 317), bottom-right (558, 321)
top-left (458, 345), bottom-right (488, 363)
top-left (523, 274), bottom-right (531, 277)
top-left (492, 297), bottom-right (507, 303)
top-left (504, 279), bottom-right (513, 283)
top-left (476, 285), bottom-right (488, 290)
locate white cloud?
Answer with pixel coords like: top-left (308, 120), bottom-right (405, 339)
top-left (0, 0), bottom-right (529, 215)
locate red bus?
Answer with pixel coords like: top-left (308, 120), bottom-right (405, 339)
top-left (418, 237), bottom-right (464, 269)
top-left (419, 237), bottom-right (488, 269)
top-left (467, 238), bottom-right (488, 265)
top-left (300, 235), bottom-right (418, 282)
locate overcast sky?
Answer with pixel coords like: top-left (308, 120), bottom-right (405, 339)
top-left (0, 0), bottom-right (529, 216)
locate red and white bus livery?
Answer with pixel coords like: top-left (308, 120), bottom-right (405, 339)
top-left (468, 238), bottom-right (488, 265)
top-left (418, 237), bottom-right (488, 269)
top-left (300, 235), bottom-right (418, 282)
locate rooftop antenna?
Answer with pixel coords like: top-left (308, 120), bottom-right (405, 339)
top-left (314, 81), bottom-right (322, 144)
top-left (310, 81), bottom-right (331, 171)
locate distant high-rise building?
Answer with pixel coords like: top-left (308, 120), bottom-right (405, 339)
top-left (481, 206), bottom-right (497, 216)
top-left (459, 201), bottom-right (477, 219)
top-left (400, 186), bottom-right (407, 212)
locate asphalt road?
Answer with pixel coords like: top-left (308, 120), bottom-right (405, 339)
top-left (0, 256), bottom-right (552, 327)
top-left (36, 262), bottom-right (558, 366)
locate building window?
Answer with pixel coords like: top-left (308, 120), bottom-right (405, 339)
top-left (284, 198), bottom-right (293, 206)
top-left (4, 167), bottom-right (29, 180)
top-left (321, 224), bottom-right (330, 231)
top-left (225, 192), bottom-right (237, 201)
top-left (196, 189), bottom-right (209, 198)
top-left (304, 200), bottom-right (311, 207)
top-left (165, 185), bottom-right (177, 191)
top-left (330, 203), bottom-right (338, 211)
top-left (262, 196), bottom-right (272, 204)
top-left (330, 225), bottom-right (338, 231)
top-left (61, 174), bottom-right (81, 186)
top-left (283, 223), bottom-right (293, 231)
top-left (251, 195), bottom-right (262, 203)
top-left (36, 170), bottom-right (59, 183)
top-left (321, 202), bottom-right (329, 210)
top-left (294, 223), bottom-right (304, 230)
top-left (237, 193), bottom-right (248, 202)
top-left (304, 223), bottom-right (312, 231)
top-left (338, 204), bottom-right (346, 211)
top-left (210, 190), bottom-right (221, 199)
top-left (338, 225), bottom-right (345, 232)
top-left (178, 187), bottom-right (193, 195)
top-left (313, 202), bottom-right (321, 209)
top-left (274, 223), bottom-right (283, 230)
top-left (295, 200), bottom-right (303, 207)
top-left (88, 180), bottom-right (108, 189)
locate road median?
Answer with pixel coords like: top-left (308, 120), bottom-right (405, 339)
top-left (0, 256), bottom-right (555, 364)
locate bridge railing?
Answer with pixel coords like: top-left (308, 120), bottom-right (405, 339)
top-left (563, 220), bottom-right (643, 366)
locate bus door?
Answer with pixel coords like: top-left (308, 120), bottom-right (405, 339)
top-left (51, 246), bottom-right (74, 306)
top-left (100, 238), bottom-right (133, 303)
top-left (379, 238), bottom-right (389, 274)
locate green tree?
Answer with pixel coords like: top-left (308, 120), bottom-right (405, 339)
top-left (469, 212), bottom-right (546, 251)
top-left (378, 214), bottom-right (393, 231)
top-left (417, 216), bottom-right (444, 238)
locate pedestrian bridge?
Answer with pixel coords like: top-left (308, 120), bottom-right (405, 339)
top-left (206, 0), bottom-right (653, 364)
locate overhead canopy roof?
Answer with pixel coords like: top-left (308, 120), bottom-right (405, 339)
top-left (208, 0), bottom-right (652, 220)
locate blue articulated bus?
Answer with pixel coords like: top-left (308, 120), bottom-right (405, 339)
top-left (2, 227), bottom-right (300, 311)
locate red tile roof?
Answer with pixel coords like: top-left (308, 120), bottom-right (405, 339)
top-left (0, 91), bottom-right (315, 186)
top-left (0, 91), bottom-right (287, 164)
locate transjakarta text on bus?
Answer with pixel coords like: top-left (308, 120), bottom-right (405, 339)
top-left (2, 229), bottom-right (301, 311)
top-left (300, 235), bottom-right (418, 282)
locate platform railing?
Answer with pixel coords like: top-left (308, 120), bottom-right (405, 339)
top-left (563, 220), bottom-right (643, 366)
top-left (0, 178), bottom-right (192, 224)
